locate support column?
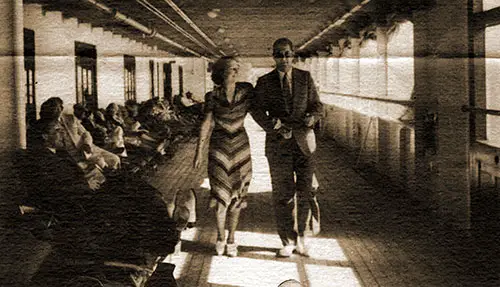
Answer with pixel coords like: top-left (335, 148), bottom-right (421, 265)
top-left (376, 27), bottom-right (388, 97)
top-left (320, 56), bottom-right (327, 92)
top-left (471, 0), bottom-right (486, 140)
top-left (350, 37), bottom-right (361, 96)
top-left (0, 0), bottom-right (25, 150)
top-left (0, 0), bottom-right (25, 224)
top-left (330, 46), bottom-right (341, 94)
top-left (413, 0), bottom-right (470, 229)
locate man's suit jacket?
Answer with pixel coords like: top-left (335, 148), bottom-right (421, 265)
top-left (253, 68), bottom-right (323, 156)
top-left (27, 148), bottom-right (92, 213)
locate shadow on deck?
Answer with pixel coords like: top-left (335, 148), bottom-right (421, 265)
top-left (155, 124), bottom-right (498, 287)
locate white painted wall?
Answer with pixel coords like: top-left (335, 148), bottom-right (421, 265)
top-left (22, 4), bottom-right (212, 115)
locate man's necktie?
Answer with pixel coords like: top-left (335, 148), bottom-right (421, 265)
top-left (282, 73), bottom-right (292, 114)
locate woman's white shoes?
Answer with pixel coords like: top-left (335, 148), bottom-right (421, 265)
top-left (215, 240), bottom-right (225, 256)
top-left (226, 243), bottom-right (238, 257)
top-left (215, 241), bottom-right (238, 257)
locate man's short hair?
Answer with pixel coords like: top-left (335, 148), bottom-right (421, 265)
top-left (278, 279), bottom-right (302, 287)
top-left (40, 97), bottom-right (63, 120)
top-left (272, 38), bottom-right (294, 54)
top-left (30, 118), bottom-right (59, 149)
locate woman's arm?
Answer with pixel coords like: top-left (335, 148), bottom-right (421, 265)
top-left (193, 111), bottom-right (214, 168)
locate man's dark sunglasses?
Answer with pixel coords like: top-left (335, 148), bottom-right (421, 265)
top-left (273, 52), bottom-right (294, 59)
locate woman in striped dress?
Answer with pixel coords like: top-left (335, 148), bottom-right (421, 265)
top-left (194, 56), bottom-right (253, 257)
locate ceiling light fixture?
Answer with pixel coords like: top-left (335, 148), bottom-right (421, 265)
top-left (164, 0), bottom-right (224, 56)
top-left (207, 9), bottom-right (220, 19)
top-left (298, 0), bottom-right (372, 51)
top-left (224, 37), bottom-right (230, 43)
top-left (216, 27), bottom-right (226, 33)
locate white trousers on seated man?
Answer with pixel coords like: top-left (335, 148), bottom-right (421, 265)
top-left (60, 113), bottom-right (121, 170)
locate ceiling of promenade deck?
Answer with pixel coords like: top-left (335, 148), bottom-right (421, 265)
top-left (24, 0), bottom-right (434, 59)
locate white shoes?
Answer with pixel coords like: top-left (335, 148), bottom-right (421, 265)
top-left (278, 244), bottom-right (296, 257)
top-left (215, 241), bottom-right (238, 257)
top-left (296, 236), bottom-right (310, 257)
top-left (226, 243), bottom-right (238, 257)
top-left (278, 237), bottom-right (310, 257)
top-left (215, 240), bottom-right (225, 256)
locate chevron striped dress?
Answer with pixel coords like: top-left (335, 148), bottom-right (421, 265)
top-left (205, 82), bottom-right (253, 207)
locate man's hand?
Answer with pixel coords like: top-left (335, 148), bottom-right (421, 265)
top-left (304, 114), bottom-right (315, 128)
top-left (278, 126), bottom-right (292, 139)
top-left (88, 177), bottom-right (102, 191)
top-left (273, 118), bottom-right (292, 139)
top-left (94, 157), bottom-right (107, 170)
top-left (273, 118), bottom-right (282, 130)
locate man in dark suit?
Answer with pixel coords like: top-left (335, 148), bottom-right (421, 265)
top-left (252, 38), bottom-right (323, 257)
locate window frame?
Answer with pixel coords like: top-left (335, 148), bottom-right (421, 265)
top-left (75, 41), bottom-right (98, 110)
top-left (124, 55), bottom-right (137, 101)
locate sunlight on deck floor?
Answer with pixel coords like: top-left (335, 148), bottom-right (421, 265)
top-left (169, 229), bottom-right (360, 287)
top-left (162, 116), bottom-right (362, 286)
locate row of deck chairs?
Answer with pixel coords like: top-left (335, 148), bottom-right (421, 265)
top-left (74, 97), bottom-right (203, 177)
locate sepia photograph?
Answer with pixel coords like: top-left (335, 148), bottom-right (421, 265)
top-left (0, 0), bottom-right (498, 286)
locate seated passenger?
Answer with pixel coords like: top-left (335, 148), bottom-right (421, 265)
top-left (104, 103), bottom-right (127, 157)
top-left (179, 91), bottom-right (203, 118)
top-left (124, 100), bottom-right (148, 133)
top-left (137, 98), bottom-right (173, 139)
top-left (73, 103), bottom-right (108, 147)
top-left (172, 93), bottom-right (183, 113)
top-left (30, 119), bottom-right (181, 257)
top-left (180, 91), bottom-right (197, 107)
top-left (27, 120), bottom-right (102, 217)
top-left (36, 97), bottom-right (121, 170)
top-left (123, 100), bottom-right (168, 155)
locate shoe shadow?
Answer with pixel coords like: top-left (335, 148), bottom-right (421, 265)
top-left (179, 240), bottom-right (214, 255)
top-left (180, 240), bottom-right (279, 256)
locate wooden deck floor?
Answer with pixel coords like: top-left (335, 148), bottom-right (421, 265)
top-left (150, 117), bottom-right (499, 287)
top-left (1, 117), bottom-right (496, 286)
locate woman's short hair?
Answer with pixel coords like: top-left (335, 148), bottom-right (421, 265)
top-left (211, 56), bottom-right (237, 86)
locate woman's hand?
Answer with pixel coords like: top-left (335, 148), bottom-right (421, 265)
top-left (193, 153), bottom-right (202, 169)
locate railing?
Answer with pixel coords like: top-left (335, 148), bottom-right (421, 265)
top-left (462, 106), bottom-right (500, 188)
top-left (319, 92), bottom-right (414, 127)
top-left (461, 105), bottom-right (500, 116)
top-left (320, 91), bottom-right (414, 107)
top-left (470, 141), bottom-right (500, 193)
